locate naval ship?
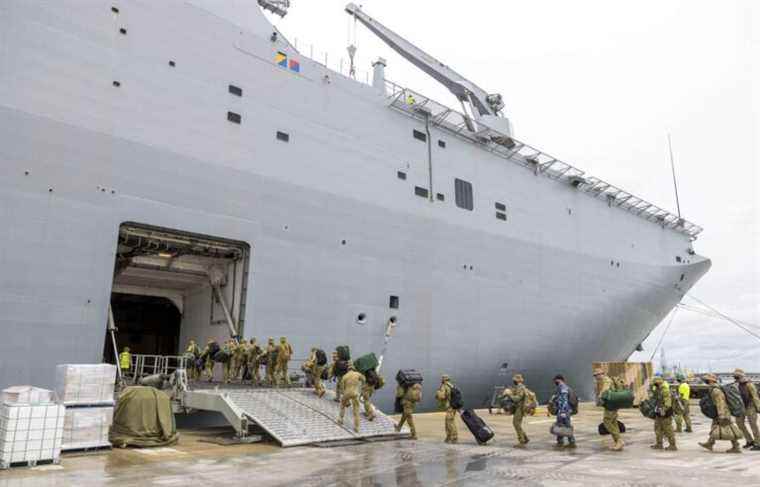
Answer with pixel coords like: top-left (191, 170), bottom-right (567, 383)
top-left (0, 0), bottom-right (709, 409)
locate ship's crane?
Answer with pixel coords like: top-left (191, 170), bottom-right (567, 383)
top-left (345, 3), bottom-right (512, 135)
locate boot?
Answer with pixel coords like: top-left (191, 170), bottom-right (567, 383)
top-left (751, 444), bottom-right (760, 451)
top-left (699, 441), bottom-right (714, 451)
top-left (394, 423), bottom-right (401, 433)
top-left (650, 443), bottom-right (663, 450)
top-left (726, 444), bottom-right (742, 454)
top-left (513, 443), bottom-right (526, 449)
top-left (666, 444), bottom-right (678, 451)
top-left (610, 439), bottom-right (624, 451)
top-left (685, 427), bottom-right (693, 433)
top-left (566, 441), bottom-right (577, 449)
top-left (743, 441), bottom-right (754, 449)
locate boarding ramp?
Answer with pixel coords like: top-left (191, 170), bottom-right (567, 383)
top-left (181, 387), bottom-right (408, 447)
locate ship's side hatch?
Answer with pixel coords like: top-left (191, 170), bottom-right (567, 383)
top-left (105, 224), bottom-right (251, 373)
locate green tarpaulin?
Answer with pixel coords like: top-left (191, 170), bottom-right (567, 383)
top-left (109, 386), bottom-right (179, 448)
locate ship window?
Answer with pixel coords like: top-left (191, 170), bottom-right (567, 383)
top-left (495, 202), bottom-right (506, 212)
top-left (119, 28), bottom-right (127, 35)
top-left (227, 111), bottom-right (241, 124)
top-left (436, 193), bottom-right (445, 201)
top-left (112, 81), bottom-right (121, 87)
top-left (228, 84), bottom-right (243, 97)
top-left (496, 212), bottom-right (507, 221)
top-left (389, 296), bottom-right (399, 309)
top-left (397, 171), bottom-right (407, 180)
top-left (680, 273), bottom-right (685, 282)
top-left (454, 178), bottom-right (474, 211)
top-left (438, 140), bottom-right (446, 148)
top-left (413, 129), bottom-right (427, 142)
top-left (276, 131), bottom-right (290, 142)
top-left (414, 186), bottom-right (429, 198)
top-left (675, 256), bottom-right (682, 263)
top-left (356, 313), bottom-right (367, 325)
top-left (111, 7), bottom-right (119, 14)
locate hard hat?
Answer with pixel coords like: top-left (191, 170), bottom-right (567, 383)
top-left (702, 373), bottom-right (718, 383)
top-left (734, 368), bottom-right (746, 377)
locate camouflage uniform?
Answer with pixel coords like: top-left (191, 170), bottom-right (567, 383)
top-left (699, 374), bottom-right (743, 453)
top-left (650, 377), bottom-right (677, 450)
top-left (361, 379), bottom-right (377, 421)
top-left (303, 349), bottom-right (325, 397)
top-left (202, 339), bottom-right (218, 382)
top-left (734, 369), bottom-right (760, 449)
top-left (338, 369), bottom-right (365, 432)
top-left (184, 340), bottom-right (201, 380)
top-left (264, 338), bottom-right (277, 386)
top-left (329, 352), bottom-right (345, 402)
top-left (595, 368), bottom-right (624, 451)
top-left (247, 339), bottom-right (263, 385)
top-left (231, 340), bottom-right (248, 382)
top-left (222, 340), bottom-right (235, 383)
top-left (503, 374), bottom-right (529, 447)
top-left (395, 383), bottom-right (422, 439)
top-left (436, 375), bottom-right (458, 444)
top-left (276, 337), bottom-right (293, 386)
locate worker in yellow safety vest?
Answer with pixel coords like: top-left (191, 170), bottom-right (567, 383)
top-left (675, 374), bottom-right (693, 433)
top-left (119, 347), bottom-right (132, 377)
top-left (406, 93), bottom-right (416, 106)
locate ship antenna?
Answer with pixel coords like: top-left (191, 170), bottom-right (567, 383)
top-left (667, 133), bottom-right (682, 219)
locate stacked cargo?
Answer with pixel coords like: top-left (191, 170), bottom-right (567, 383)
top-left (593, 362), bottom-right (654, 406)
top-left (0, 386), bottom-right (65, 469)
top-left (55, 365), bottom-right (116, 451)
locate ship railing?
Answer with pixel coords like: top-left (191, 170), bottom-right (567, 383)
top-left (290, 37), bottom-right (373, 86)
top-left (384, 80), bottom-right (703, 239)
top-left (129, 354), bottom-right (189, 384)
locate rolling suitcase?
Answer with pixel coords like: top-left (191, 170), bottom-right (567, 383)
top-left (461, 409), bottom-right (494, 445)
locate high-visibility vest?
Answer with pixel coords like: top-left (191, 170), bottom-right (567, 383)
top-left (119, 352), bottom-right (132, 369)
top-left (678, 382), bottom-right (690, 401)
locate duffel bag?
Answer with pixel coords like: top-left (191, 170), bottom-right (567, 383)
top-left (602, 389), bottom-right (634, 410)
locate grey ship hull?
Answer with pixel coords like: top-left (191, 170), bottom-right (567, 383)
top-left (0, 0), bottom-right (709, 410)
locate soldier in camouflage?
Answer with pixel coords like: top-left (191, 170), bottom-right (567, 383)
top-left (202, 338), bottom-right (218, 382)
top-left (503, 374), bottom-right (530, 448)
top-left (329, 351), bottom-right (345, 402)
top-left (184, 339), bottom-right (201, 381)
top-left (594, 367), bottom-right (624, 451)
top-left (337, 365), bottom-right (365, 432)
top-left (699, 373), bottom-right (743, 453)
top-left (221, 339), bottom-right (235, 384)
top-left (395, 382), bottom-right (422, 440)
top-left (649, 374), bottom-right (677, 450)
top-left (435, 375), bottom-right (458, 444)
top-left (247, 338), bottom-right (263, 386)
top-left (231, 339), bottom-right (248, 382)
top-left (264, 337), bottom-right (277, 386)
top-left (276, 336), bottom-right (293, 386)
top-left (303, 348), bottom-right (326, 397)
top-left (733, 368), bottom-right (760, 450)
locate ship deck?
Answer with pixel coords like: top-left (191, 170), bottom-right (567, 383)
top-left (2, 402), bottom-right (759, 486)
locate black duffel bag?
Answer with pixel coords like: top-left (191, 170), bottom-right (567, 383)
top-left (598, 421), bottom-right (627, 435)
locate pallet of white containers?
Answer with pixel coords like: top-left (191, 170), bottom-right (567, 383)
top-left (0, 387), bottom-right (64, 469)
top-left (56, 364), bottom-right (116, 452)
top-left (55, 364), bottom-right (117, 406)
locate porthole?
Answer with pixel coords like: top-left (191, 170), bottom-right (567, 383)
top-left (356, 313), bottom-right (367, 325)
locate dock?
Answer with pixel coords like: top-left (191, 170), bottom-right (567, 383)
top-left (2, 402), bottom-right (759, 486)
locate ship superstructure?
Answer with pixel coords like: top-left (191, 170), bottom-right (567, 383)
top-left (0, 0), bottom-right (709, 408)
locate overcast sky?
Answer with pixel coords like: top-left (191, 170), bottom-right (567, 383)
top-left (264, 1), bottom-right (759, 373)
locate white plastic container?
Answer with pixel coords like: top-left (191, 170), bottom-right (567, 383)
top-left (55, 364), bottom-right (117, 406)
top-left (0, 403), bottom-right (64, 468)
top-left (62, 406), bottom-right (113, 451)
top-left (2, 386), bottom-right (55, 405)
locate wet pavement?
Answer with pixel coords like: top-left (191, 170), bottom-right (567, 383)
top-left (2, 403), bottom-right (760, 486)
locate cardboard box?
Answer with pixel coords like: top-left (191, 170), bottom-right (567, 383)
top-left (62, 407), bottom-right (113, 451)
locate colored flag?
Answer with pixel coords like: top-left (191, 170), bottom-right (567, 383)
top-left (275, 51), bottom-right (287, 68)
top-left (289, 59), bottom-right (300, 73)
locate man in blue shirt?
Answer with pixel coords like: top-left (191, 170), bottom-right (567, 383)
top-left (552, 374), bottom-right (576, 448)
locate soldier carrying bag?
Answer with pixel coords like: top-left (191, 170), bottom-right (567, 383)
top-left (449, 385), bottom-right (464, 410)
top-left (396, 369), bottom-right (423, 388)
top-left (721, 384), bottom-right (746, 418)
top-left (315, 349), bottom-right (327, 367)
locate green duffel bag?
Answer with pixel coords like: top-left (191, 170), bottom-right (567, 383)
top-left (639, 396), bottom-right (658, 419)
top-left (353, 353), bottom-right (379, 374)
top-left (602, 389), bottom-right (635, 410)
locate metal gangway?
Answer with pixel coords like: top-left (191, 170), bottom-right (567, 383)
top-left (179, 386), bottom-right (408, 447)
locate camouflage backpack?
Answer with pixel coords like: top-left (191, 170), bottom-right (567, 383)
top-left (612, 376), bottom-right (628, 391)
top-left (523, 388), bottom-right (538, 415)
